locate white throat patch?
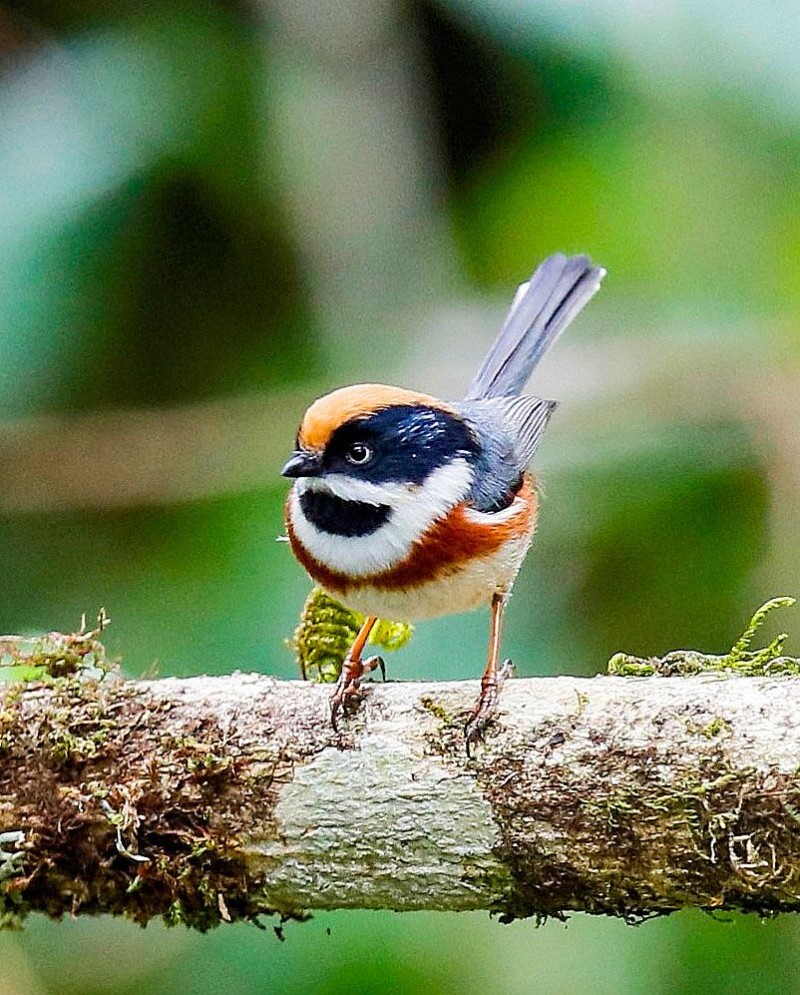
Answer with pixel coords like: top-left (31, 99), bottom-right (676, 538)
top-left (289, 459), bottom-right (473, 578)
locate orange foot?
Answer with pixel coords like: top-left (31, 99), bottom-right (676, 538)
top-left (329, 654), bottom-right (386, 731)
top-left (465, 659), bottom-right (515, 756)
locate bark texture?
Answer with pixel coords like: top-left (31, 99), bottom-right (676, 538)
top-left (2, 671), bottom-right (800, 928)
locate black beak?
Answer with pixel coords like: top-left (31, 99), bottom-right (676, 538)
top-left (281, 450), bottom-right (322, 478)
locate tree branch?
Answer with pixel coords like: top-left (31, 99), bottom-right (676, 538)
top-left (2, 671), bottom-right (800, 928)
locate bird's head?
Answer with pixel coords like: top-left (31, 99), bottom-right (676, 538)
top-left (282, 384), bottom-right (477, 489)
top-left (281, 384), bottom-right (481, 575)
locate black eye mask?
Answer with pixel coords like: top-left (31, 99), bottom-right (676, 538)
top-left (323, 405), bottom-right (478, 486)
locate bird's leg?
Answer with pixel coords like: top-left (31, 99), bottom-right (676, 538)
top-left (465, 593), bottom-right (514, 752)
top-left (330, 616), bottom-right (384, 730)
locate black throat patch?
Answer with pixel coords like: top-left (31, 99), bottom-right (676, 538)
top-left (299, 489), bottom-right (391, 538)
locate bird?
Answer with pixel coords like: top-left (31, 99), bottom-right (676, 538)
top-left (281, 252), bottom-right (606, 745)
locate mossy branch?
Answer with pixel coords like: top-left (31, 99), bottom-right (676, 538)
top-left (3, 646), bottom-right (800, 929)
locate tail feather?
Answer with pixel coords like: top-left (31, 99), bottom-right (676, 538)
top-left (464, 253), bottom-right (605, 400)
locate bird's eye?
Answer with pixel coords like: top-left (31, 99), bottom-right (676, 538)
top-left (345, 442), bottom-right (373, 466)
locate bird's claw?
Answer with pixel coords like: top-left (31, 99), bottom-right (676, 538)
top-left (465, 659), bottom-right (515, 756)
top-left (329, 655), bottom-right (386, 731)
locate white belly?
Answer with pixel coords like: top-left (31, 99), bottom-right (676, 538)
top-left (327, 532), bottom-right (533, 621)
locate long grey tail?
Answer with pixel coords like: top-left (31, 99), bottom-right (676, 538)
top-left (464, 253), bottom-right (605, 400)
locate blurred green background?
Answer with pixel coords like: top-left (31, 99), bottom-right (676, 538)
top-left (1, 0), bottom-right (799, 992)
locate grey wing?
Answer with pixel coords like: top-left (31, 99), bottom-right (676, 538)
top-left (464, 253), bottom-right (605, 401)
top-left (486, 394), bottom-right (558, 464)
top-left (456, 395), bottom-right (557, 512)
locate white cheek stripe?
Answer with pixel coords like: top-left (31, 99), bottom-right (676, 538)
top-left (295, 473), bottom-right (414, 508)
top-left (289, 459), bottom-right (474, 578)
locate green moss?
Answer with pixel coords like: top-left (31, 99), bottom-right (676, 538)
top-left (163, 899), bottom-right (186, 927)
top-left (461, 856), bottom-right (516, 907)
top-left (0, 609), bottom-right (114, 683)
top-left (686, 715), bottom-right (731, 739)
top-left (288, 587), bottom-right (413, 683)
top-left (419, 695), bottom-right (455, 724)
top-left (44, 710), bottom-right (113, 766)
top-left (170, 736), bottom-right (234, 778)
top-left (608, 597), bottom-right (799, 677)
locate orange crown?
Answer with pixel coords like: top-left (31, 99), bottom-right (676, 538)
top-left (298, 384), bottom-right (455, 451)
